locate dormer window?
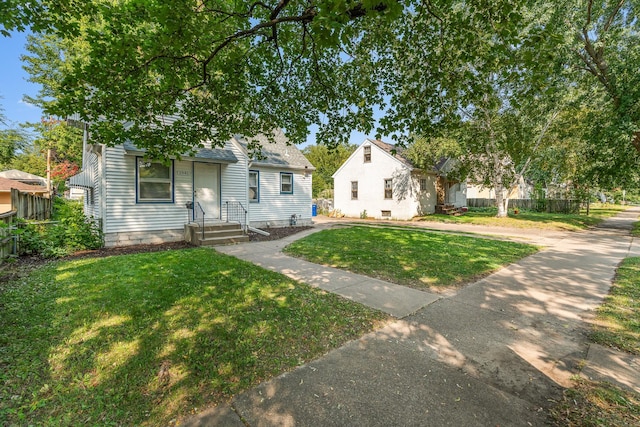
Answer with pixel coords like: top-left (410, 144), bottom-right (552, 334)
top-left (364, 146), bottom-right (371, 163)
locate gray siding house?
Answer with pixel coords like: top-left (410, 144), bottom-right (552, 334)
top-left (69, 129), bottom-right (315, 247)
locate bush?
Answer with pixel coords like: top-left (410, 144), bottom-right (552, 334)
top-left (14, 198), bottom-right (103, 258)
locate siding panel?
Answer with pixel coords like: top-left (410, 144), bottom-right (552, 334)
top-left (103, 146), bottom-right (193, 233)
top-left (334, 142), bottom-right (437, 219)
top-left (248, 167), bottom-right (312, 224)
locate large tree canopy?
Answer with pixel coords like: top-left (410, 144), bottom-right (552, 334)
top-left (2, 0), bottom-right (639, 172)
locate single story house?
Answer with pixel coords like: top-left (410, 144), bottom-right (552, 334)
top-left (0, 176), bottom-right (48, 213)
top-left (466, 176), bottom-right (533, 200)
top-left (68, 129), bottom-right (315, 247)
top-left (332, 139), bottom-right (466, 220)
top-left (0, 170), bottom-right (48, 187)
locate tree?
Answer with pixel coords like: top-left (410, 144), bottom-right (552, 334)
top-left (399, 1), bottom-right (566, 217)
top-left (0, 102), bottom-right (29, 166)
top-left (569, 0), bottom-right (640, 152)
top-left (8, 1), bottom-right (563, 157)
top-left (6, 147), bottom-right (47, 177)
top-left (302, 142), bottom-right (356, 197)
top-left (27, 118), bottom-right (84, 166)
top-left (8, 0), bottom-right (403, 160)
top-left (5, 0), bottom-right (638, 192)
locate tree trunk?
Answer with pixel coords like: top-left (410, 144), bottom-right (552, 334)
top-left (495, 181), bottom-right (509, 218)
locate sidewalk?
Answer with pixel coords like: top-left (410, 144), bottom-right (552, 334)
top-left (185, 208), bottom-right (640, 426)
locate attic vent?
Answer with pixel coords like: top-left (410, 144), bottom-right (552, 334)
top-left (381, 210), bottom-right (391, 217)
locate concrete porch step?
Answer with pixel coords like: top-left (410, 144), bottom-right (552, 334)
top-left (198, 235), bottom-right (250, 246)
top-left (184, 222), bottom-right (248, 246)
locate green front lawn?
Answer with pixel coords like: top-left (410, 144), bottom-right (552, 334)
top-left (416, 204), bottom-right (627, 231)
top-left (283, 226), bottom-right (538, 290)
top-left (0, 248), bottom-right (389, 426)
top-left (590, 257), bottom-right (640, 355)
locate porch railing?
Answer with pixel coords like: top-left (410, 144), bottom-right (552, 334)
top-left (186, 201), bottom-right (206, 240)
top-left (225, 201), bottom-right (247, 232)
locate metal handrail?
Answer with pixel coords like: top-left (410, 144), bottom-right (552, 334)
top-left (194, 202), bottom-right (205, 240)
top-left (186, 201), bottom-right (206, 240)
top-left (225, 201), bottom-right (247, 232)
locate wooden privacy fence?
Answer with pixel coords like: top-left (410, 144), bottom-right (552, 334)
top-left (0, 211), bottom-right (17, 258)
top-left (1, 190), bottom-right (52, 259)
top-left (11, 188), bottom-right (52, 220)
top-left (467, 198), bottom-right (582, 214)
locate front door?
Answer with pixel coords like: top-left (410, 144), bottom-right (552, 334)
top-left (193, 162), bottom-right (220, 220)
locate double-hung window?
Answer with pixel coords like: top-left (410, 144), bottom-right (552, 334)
top-left (249, 170), bottom-right (259, 202)
top-left (137, 158), bottom-right (173, 203)
top-left (280, 172), bottom-right (293, 194)
top-left (420, 178), bottom-right (427, 192)
top-left (364, 146), bottom-right (371, 162)
top-left (351, 181), bottom-right (358, 199)
top-left (384, 178), bottom-right (393, 199)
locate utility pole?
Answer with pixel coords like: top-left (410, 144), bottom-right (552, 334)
top-left (47, 148), bottom-right (52, 195)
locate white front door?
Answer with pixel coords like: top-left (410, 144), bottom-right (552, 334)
top-left (193, 162), bottom-right (220, 220)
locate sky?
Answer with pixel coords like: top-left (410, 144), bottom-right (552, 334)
top-left (0, 31), bottom-right (44, 129)
top-left (0, 30), bottom-right (373, 148)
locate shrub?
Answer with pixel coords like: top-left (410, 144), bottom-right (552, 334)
top-left (14, 198), bottom-right (103, 258)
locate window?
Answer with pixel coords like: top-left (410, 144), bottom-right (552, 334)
top-left (137, 158), bottom-right (173, 203)
top-left (351, 181), bottom-right (358, 199)
top-left (249, 170), bottom-right (259, 202)
top-left (420, 178), bottom-right (427, 192)
top-left (280, 172), bottom-right (293, 194)
top-left (384, 178), bottom-right (393, 199)
top-left (381, 210), bottom-right (391, 217)
top-left (364, 146), bottom-right (371, 162)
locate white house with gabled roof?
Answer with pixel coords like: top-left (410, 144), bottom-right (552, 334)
top-left (68, 128), bottom-right (315, 247)
top-left (332, 139), bottom-right (465, 220)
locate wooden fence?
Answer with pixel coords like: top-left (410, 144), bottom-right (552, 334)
top-left (0, 211), bottom-right (17, 258)
top-left (1, 189), bottom-right (52, 259)
top-left (467, 198), bottom-right (582, 214)
top-left (11, 188), bottom-right (51, 220)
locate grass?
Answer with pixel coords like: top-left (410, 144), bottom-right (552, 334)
top-left (416, 204), bottom-right (627, 231)
top-left (590, 257), bottom-right (640, 355)
top-left (0, 248), bottom-right (389, 426)
top-left (283, 226), bottom-right (538, 290)
top-left (550, 256), bottom-right (640, 425)
top-left (631, 221), bottom-right (640, 237)
top-left (550, 379), bottom-right (640, 426)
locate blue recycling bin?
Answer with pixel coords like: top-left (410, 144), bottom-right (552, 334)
top-left (312, 204), bottom-right (317, 216)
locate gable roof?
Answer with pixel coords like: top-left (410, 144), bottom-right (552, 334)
top-left (0, 169), bottom-right (47, 184)
top-left (366, 139), bottom-right (414, 168)
top-left (332, 138), bottom-right (452, 178)
top-left (0, 177), bottom-right (48, 193)
top-left (233, 129), bottom-right (315, 170)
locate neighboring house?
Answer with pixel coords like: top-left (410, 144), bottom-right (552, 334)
top-left (0, 170), bottom-right (48, 187)
top-left (68, 129), bottom-right (315, 247)
top-left (332, 139), bottom-right (466, 220)
top-left (466, 176), bottom-right (533, 200)
top-left (0, 177), bottom-right (48, 213)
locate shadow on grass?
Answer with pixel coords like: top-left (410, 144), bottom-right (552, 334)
top-left (0, 248), bottom-right (388, 425)
top-left (284, 227), bottom-right (539, 290)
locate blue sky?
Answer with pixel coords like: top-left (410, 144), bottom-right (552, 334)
top-left (0, 30), bottom-right (374, 148)
top-left (0, 31), bottom-right (44, 129)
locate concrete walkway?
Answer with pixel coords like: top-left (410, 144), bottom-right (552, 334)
top-left (185, 208), bottom-right (640, 426)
